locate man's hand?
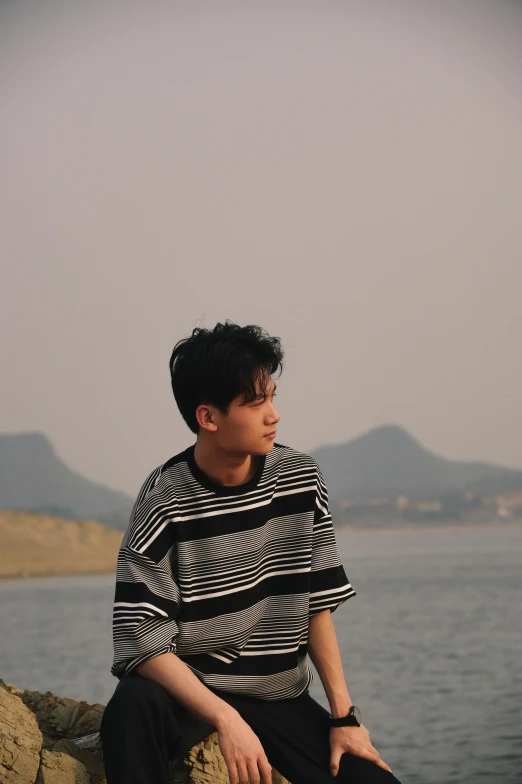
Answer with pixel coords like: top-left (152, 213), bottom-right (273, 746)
top-left (329, 724), bottom-right (392, 775)
top-left (216, 710), bottom-right (272, 784)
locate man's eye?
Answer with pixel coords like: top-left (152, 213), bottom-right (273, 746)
top-left (254, 393), bottom-right (276, 406)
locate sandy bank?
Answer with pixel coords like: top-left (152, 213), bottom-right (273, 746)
top-left (0, 510), bottom-right (123, 579)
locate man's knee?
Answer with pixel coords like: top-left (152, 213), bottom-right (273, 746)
top-left (337, 753), bottom-right (402, 784)
top-left (101, 672), bottom-right (171, 736)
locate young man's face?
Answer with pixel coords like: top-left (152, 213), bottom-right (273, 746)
top-left (211, 376), bottom-right (280, 456)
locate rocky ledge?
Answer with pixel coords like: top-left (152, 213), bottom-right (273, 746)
top-left (0, 679), bottom-right (289, 784)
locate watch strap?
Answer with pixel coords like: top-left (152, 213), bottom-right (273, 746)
top-left (329, 705), bottom-right (362, 727)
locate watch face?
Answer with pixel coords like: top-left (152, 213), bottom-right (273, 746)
top-left (351, 706), bottom-right (362, 725)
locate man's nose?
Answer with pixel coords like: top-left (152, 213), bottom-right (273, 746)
top-left (267, 402), bottom-right (280, 424)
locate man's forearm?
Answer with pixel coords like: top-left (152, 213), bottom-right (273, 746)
top-left (307, 609), bottom-right (352, 717)
top-left (135, 652), bottom-right (237, 729)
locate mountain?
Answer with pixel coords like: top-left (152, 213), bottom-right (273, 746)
top-left (311, 424), bottom-right (522, 503)
top-left (3, 427), bottom-right (521, 531)
top-left (0, 432), bottom-right (133, 527)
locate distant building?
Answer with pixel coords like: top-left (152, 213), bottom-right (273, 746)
top-left (367, 497), bottom-right (393, 507)
top-left (395, 495), bottom-right (409, 510)
top-left (415, 501), bottom-right (443, 513)
top-left (494, 491), bottom-right (522, 519)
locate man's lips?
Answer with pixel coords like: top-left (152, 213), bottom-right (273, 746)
top-left (265, 431), bottom-right (277, 438)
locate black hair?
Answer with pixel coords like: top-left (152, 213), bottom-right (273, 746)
top-left (169, 321), bottom-right (284, 433)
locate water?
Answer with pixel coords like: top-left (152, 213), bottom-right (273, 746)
top-left (1, 524), bottom-right (521, 784)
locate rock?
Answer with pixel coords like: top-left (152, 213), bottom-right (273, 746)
top-left (35, 751), bottom-right (91, 784)
top-left (18, 689), bottom-right (104, 750)
top-left (0, 680), bottom-right (290, 784)
top-left (170, 735), bottom-right (230, 784)
top-left (52, 741), bottom-right (105, 782)
top-left (0, 683), bottom-right (42, 783)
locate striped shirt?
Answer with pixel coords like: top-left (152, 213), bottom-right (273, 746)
top-left (111, 442), bottom-right (356, 700)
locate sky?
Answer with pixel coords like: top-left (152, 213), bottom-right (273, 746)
top-left (1, 0), bottom-right (522, 496)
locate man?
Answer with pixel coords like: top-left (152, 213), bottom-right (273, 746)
top-left (100, 321), bottom-right (401, 784)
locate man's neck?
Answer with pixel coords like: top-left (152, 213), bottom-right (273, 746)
top-left (193, 439), bottom-right (259, 488)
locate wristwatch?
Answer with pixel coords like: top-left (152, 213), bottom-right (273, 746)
top-left (329, 705), bottom-right (362, 728)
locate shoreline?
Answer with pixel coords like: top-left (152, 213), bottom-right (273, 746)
top-left (2, 521), bottom-right (521, 581)
top-left (336, 520), bottom-right (522, 536)
top-left (0, 565), bottom-right (116, 581)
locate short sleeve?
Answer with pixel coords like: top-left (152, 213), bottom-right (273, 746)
top-left (111, 467), bottom-right (182, 678)
top-left (309, 463), bottom-right (356, 616)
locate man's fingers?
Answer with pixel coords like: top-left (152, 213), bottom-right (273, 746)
top-left (235, 759), bottom-right (250, 784)
top-left (224, 755), bottom-right (273, 784)
top-left (366, 745), bottom-right (392, 771)
top-left (246, 757), bottom-right (264, 784)
top-left (330, 748), bottom-right (342, 776)
top-left (258, 757), bottom-right (273, 784)
top-left (225, 759), bottom-right (239, 784)
top-left (360, 746), bottom-right (392, 773)
top-left (235, 756), bottom-right (272, 784)
top-left (373, 757), bottom-right (392, 773)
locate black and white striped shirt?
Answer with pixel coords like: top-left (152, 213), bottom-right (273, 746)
top-left (111, 443), bottom-right (356, 700)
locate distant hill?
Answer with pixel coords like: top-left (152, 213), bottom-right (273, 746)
top-left (3, 428), bottom-right (522, 532)
top-left (312, 425), bottom-right (522, 504)
top-left (0, 432), bottom-right (133, 528)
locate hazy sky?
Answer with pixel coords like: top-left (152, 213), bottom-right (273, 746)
top-left (2, 0), bottom-right (522, 496)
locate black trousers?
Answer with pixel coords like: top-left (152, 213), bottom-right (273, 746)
top-left (100, 671), bottom-right (402, 784)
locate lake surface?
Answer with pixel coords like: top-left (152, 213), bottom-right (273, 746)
top-left (1, 524), bottom-right (521, 784)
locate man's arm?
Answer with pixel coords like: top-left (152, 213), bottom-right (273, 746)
top-left (113, 474), bottom-right (273, 784)
top-left (307, 608), bottom-right (352, 717)
top-left (308, 609), bottom-right (392, 775)
top-left (136, 652), bottom-right (236, 727)
top-left (136, 652), bottom-right (273, 784)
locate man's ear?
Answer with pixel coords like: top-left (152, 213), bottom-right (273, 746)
top-left (195, 404), bottom-right (218, 432)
